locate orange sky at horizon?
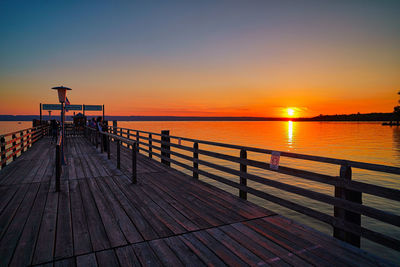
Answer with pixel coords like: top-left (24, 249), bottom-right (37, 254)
top-left (1, 1), bottom-right (399, 118)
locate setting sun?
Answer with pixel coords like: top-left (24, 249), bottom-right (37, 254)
top-left (286, 108), bottom-right (295, 117)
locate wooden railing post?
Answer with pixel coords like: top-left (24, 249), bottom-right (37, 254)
top-left (20, 131), bottom-right (24, 154)
top-left (334, 164), bottom-right (362, 247)
top-left (107, 136), bottom-right (111, 159)
top-left (132, 142), bottom-right (137, 184)
top-left (148, 133), bottom-right (152, 158)
top-left (161, 130), bottom-right (170, 166)
top-left (117, 140), bottom-right (121, 169)
top-left (113, 120), bottom-right (117, 135)
top-left (12, 134), bottom-right (17, 161)
top-left (193, 142), bottom-right (199, 179)
top-left (27, 129), bottom-right (31, 149)
top-left (0, 136), bottom-right (6, 168)
top-left (136, 131), bottom-right (139, 150)
top-left (56, 143), bottom-right (61, 192)
top-left (240, 149), bottom-right (247, 200)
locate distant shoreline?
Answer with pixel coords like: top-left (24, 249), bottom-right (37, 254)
top-left (0, 112), bottom-right (397, 122)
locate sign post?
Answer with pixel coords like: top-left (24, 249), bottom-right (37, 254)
top-left (40, 103), bottom-right (42, 122)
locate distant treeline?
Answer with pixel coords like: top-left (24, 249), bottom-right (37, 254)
top-left (0, 113), bottom-right (396, 122)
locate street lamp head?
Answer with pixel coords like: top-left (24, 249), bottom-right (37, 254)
top-left (52, 86), bottom-right (72, 103)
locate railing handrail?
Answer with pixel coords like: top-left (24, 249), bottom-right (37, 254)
top-left (111, 126), bottom-right (400, 175)
top-left (1, 125), bottom-right (47, 138)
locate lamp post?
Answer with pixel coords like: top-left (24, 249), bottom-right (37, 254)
top-left (52, 86), bottom-right (71, 165)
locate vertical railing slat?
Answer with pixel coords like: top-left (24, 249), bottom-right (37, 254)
top-left (149, 133), bottom-right (152, 158)
top-left (161, 130), bottom-right (170, 166)
top-left (193, 142), bottom-right (199, 179)
top-left (12, 134), bottom-right (17, 161)
top-left (239, 149), bottom-right (247, 200)
top-left (334, 164), bottom-right (362, 247)
top-left (0, 136), bottom-right (6, 168)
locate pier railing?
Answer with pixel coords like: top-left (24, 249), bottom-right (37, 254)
top-left (101, 125), bottom-right (400, 253)
top-left (85, 126), bottom-right (138, 184)
top-left (0, 125), bottom-right (49, 169)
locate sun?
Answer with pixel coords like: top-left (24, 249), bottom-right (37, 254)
top-left (286, 108), bottom-right (295, 117)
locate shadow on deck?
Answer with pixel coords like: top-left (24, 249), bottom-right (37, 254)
top-left (0, 137), bottom-right (391, 266)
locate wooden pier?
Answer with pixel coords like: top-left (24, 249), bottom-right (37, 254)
top-left (0, 127), bottom-right (398, 266)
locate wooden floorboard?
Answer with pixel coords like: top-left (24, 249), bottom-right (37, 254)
top-left (0, 136), bottom-right (395, 266)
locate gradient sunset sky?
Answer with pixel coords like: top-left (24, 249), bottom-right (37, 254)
top-left (0, 1), bottom-right (399, 117)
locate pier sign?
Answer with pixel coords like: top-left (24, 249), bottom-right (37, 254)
top-left (42, 104), bottom-right (62, 110)
top-left (84, 105), bottom-right (102, 111)
top-left (65, 105), bottom-right (82, 111)
top-left (270, 151), bottom-right (281, 170)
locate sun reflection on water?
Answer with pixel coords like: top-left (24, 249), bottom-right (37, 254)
top-left (287, 120), bottom-right (293, 148)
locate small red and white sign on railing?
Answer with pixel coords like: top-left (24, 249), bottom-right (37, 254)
top-left (270, 151), bottom-right (281, 170)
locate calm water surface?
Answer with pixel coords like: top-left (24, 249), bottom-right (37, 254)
top-left (1, 121), bottom-right (399, 262)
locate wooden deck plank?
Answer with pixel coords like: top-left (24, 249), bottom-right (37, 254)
top-left (243, 219), bottom-right (329, 266)
top-left (76, 253), bottom-right (98, 267)
top-left (86, 178), bottom-right (128, 248)
top-left (0, 184), bottom-right (21, 216)
top-left (231, 220), bottom-right (311, 266)
top-left (102, 176), bottom-right (158, 241)
top-left (143, 173), bottom-right (224, 226)
top-left (141, 174), bottom-right (213, 229)
top-left (206, 227), bottom-right (268, 266)
top-left (111, 176), bottom-right (174, 237)
top-left (54, 257), bottom-right (76, 267)
top-left (179, 233), bottom-right (228, 267)
top-left (115, 245), bottom-right (141, 267)
top-left (139, 179), bottom-right (199, 232)
top-left (9, 182), bottom-right (49, 266)
top-left (219, 224), bottom-right (291, 266)
top-left (78, 179), bottom-right (110, 251)
top-left (32, 187), bottom-right (59, 265)
top-left (96, 249), bottom-right (120, 267)
top-left (95, 177), bottom-right (144, 244)
top-left (148, 239), bottom-right (184, 267)
top-left (0, 182), bottom-right (40, 266)
top-left (70, 179), bottom-right (92, 256)
top-left (164, 236), bottom-right (206, 266)
top-left (265, 215), bottom-right (383, 267)
top-left (131, 242), bottom-right (163, 267)
top-left (192, 230), bottom-right (248, 266)
top-left (54, 181), bottom-right (74, 260)
top-left (121, 183), bottom-right (188, 236)
top-left (257, 217), bottom-right (354, 266)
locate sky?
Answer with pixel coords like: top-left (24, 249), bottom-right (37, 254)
top-left (0, 0), bottom-right (399, 117)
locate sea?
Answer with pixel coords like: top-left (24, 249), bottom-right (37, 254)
top-left (1, 120), bottom-right (399, 262)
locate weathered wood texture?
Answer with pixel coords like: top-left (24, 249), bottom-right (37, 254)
top-left (0, 137), bottom-right (395, 266)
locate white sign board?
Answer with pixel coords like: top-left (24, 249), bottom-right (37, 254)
top-left (270, 151), bottom-right (281, 170)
